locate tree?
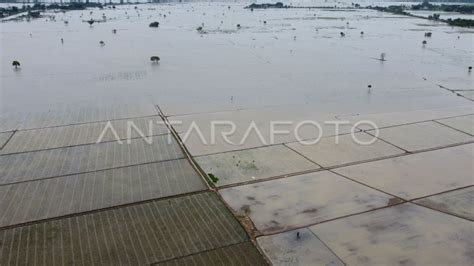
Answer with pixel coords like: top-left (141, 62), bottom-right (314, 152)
top-left (422, 0), bottom-right (431, 7)
top-left (446, 18), bottom-right (474, 27)
top-left (12, 60), bottom-right (20, 69)
top-left (150, 56), bottom-right (160, 63)
top-left (28, 11), bottom-right (40, 18)
top-left (149, 21), bottom-right (159, 27)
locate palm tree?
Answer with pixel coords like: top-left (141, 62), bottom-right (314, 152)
top-left (12, 60), bottom-right (20, 69)
top-left (99, 41), bottom-right (105, 46)
top-left (150, 56), bottom-right (160, 63)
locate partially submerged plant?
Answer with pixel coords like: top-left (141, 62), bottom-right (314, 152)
top-left (12, 60), bottom-right (20, 69)
top-left (207, 173), bottom-right (219, 184)
top-left (149, 21), bottom-right (159, 28)
top-left (150, 56), bottom-right (160, 63)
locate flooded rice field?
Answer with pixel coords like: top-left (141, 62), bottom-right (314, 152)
top-left (1, 1), bottom-right (472, 118)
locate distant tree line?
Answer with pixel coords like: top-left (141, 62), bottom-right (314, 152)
top-left (372, 5), bottom-right (410, 16)
top-left (245, 2), bottom-right (287, 9)
top-left (370, 1), bottom-right (474, 28)
top-left (393, 0), bottom-right (474, 2)
top-left (412, 2), bottom-right (474, 14)
top-left (1, 2), bottom-right (104, 19)
top-left (244, 2), bottom-right (339, 9)
top-left (445, 18), bottom-right (474, 27)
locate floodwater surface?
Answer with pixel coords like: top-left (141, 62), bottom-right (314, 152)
top-left (1, 1), bottom-right (472, 118)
